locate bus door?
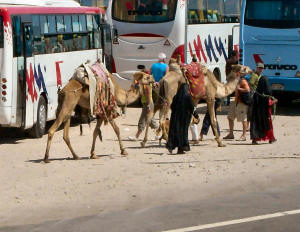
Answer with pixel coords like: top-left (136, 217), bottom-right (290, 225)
top-left (21, 23), bottom-right (34, 129)
top-left (101, 24), bottom-right (113, 72)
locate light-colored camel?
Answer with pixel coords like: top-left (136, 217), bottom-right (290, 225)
top-left (137, 63), bottom-right (252, 148)
top-left (43, 70), bottom-right (140, 163)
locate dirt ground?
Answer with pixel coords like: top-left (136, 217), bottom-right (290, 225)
top-left (1, 102), bottom-right (300, 227)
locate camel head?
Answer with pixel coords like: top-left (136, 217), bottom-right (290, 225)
top-left (229, 64), bottom-right (252, 80)
top-left (132, 71), bottom-right (155, 94)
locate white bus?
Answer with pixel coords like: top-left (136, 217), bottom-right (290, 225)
top-left (106, 0), bottom-right (241, 89)
top-left (0, 1), bottom-right (108, 137)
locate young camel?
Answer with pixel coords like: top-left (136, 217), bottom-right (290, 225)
top-left (43, 70), bottom-right (140, 163)
top-left (138, 63), bottom-right (252, 148)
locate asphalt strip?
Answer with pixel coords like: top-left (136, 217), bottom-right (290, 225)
top-left (162, 209), bottom-right (300, 232)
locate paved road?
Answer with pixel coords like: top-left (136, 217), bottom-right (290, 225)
top-left (2, 174), bottom-right (300, 232)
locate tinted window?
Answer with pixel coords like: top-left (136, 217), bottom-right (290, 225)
top-left (79, 15), bottom-right (87, 31)
top-left (112, 0), bottom-right (177, 23)
top-left (12, 16), bottom-right (23, 56)
top-left (72, 15), bottom-right (80, 32)
top-left (48, 15), bottom-right (56, 34)
top-left (87, 15), bottom-right (93, 31)
top-left (56, 15), bottom-right (65, 33)
top-left (245, 0), bottom-right (300, 28)
top-left (188, 0), bottom-right (241, 24)
top-left (64, 15), bottom-right (72, 33)
top-left (40, 15), bottom-right (48, 34)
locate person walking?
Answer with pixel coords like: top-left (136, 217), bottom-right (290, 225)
top-left (199, 98), bottom-right (221, 141)
top-left (250, 75), bottom-right (277, 144)
top-left (223, 71), bottom-right (250, 141)
top-left (166, 84), bottom-right (194, 154)
top-left (247, 62), bottom-right (264, 128)
top-left (150, 52), bottom-right (169, 86)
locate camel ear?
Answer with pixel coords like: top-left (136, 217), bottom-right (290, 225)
top-left (133, 72), bottom-right (144, 81)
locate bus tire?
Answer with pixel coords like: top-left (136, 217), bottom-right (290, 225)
top-left (30, 96), bottom-right (47, 138)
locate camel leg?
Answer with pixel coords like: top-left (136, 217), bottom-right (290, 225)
top-left (62, 118), bottom-right (80, 160)
top-left (90, 118), bottom-right (103, 159)
top-left (44, 115), bottom-right (66, 163)
top-left (109, 119), bottom-right (128, 156)
top-left (207, 99), bottom-right (225, 147)
top-left (141, 108), bottom-right (155, 148)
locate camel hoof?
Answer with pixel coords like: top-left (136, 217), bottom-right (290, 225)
top-left (140, 141), bottom-right (146, 148)
top-left (73, 155), bottom-right (82, 160)
top-left (90, 155), bottom-right (100, 159)
top-left (121, 150), bottom-right (128, 156)
top-left (218, 143), bottom-right (226, 147)
top-left (43, 159), bottom-right (50, 163)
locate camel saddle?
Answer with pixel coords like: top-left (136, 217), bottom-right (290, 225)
top-left (72, 61), bottom-right (118, 120)
top-left (183, 62), bottom-right (206, 98)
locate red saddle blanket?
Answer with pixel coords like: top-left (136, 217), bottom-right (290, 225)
top-left (184, 62), bottom-right (206, 98)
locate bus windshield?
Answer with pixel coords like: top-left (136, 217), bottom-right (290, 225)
top-left (112, 0), bottom-right (177, 23)
top-left (245, 0), bottom-right (300, 28)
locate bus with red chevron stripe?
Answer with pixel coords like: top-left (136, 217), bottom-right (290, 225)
top-left (106, 0), bottom-right (242, 89)
top-left (0, 1), bottom-right (107, 137)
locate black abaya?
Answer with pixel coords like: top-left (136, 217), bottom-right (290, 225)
top-left (166, 84), bottom-right (194, 153)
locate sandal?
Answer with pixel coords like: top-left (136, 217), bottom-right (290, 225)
top-left (236, 136), bottom-right (246, 141)
top-left (223, 134), bottom-right (234, 140)
top-left (252, 140), bottom-right (258, 145)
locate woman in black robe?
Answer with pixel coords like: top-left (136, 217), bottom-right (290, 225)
top-left (166, 83), bottom-right (195, 154)
top-left (250, 75), bottom-right (276, 144)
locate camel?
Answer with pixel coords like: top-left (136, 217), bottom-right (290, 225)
top-left (43, 63), bottom-right (140, 163)
top-left (136, 62), bottom-right (252, 148)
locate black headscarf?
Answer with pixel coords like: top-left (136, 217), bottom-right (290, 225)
top-left (166, 84), bottom-right (194, 151)
top-left (250, 76), bottom-right (272, 139)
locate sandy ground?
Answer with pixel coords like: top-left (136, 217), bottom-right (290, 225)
top-left (0, 103), bottom-right (300, 227)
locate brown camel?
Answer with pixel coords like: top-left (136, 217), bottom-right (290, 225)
top-left (136, 63), bottom-right (252, 148)
top-left (43, 66), bottom-right (140, 163)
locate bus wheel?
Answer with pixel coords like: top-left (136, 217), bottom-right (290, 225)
top-left (30, 96), bottom-right (47, 138)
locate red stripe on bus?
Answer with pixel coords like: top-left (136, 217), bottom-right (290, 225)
top-left (0, 6), bottom-right (104, 15)
top-left (120, 33), bottom-right (164, 37)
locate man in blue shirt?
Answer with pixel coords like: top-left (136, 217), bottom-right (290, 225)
top-left (150, 52), bottom-right (169, 85)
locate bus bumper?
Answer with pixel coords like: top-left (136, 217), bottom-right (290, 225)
top-left (268, 76), bottom-right (300, 92)
top-left (0, 106), bottom-right (11, 126)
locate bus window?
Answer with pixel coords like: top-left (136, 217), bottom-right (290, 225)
top-left (63, 34), bottom-right (73, 51)
top-left (56, 15), bottom-right (65, 33)
top-left (12, 16), bottom-right (23, 57)
top-left (224, 0), bottom-right (241, 22)
top-left (112, 0), bottom-right (177, 23)
top-left (79, 15), bottom-right (87, 31)
top-left (87, 15), bottom-right (93, 31)
top-left (207, 0), bottom-right (223, 23)
top-left (40, 15), bottom-right (49, 34)
top-left (48, 15), bottom-right (56, 34)
top-left (64, 15), bottom-right (72, 33)
top-left (245, 0), bottom-right (300, 28)
top-left (72, 15), bottom-right (80, 32)
top-left (0, 17), bottom-right (2, 48)
top-left (188, 0), bottom-right (207, 24)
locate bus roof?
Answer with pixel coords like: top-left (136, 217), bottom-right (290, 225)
top-left (0, 0), bottom-right (80, 7)
top-left (0, 6), bottom-right (105, 15)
